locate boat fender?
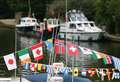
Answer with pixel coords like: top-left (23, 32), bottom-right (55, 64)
top-left (47, 25), bottom-right (52, 32)
top-left (72, 67), bottom-right (79, 77)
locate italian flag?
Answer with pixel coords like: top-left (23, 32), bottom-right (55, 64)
top-left (103, 54), bottom-right (112, 64)
top-left (3, 53), bottom-right (17, 70)
top-left (91, 50), bottom-right (102, 60)
top-left (17, 48), bottom-right (31, 65)
top-left (30, 42), bottom-right (44, 61)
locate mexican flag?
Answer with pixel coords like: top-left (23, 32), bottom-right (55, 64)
top-left (17, 48), bottom-right (31, 65)
top-left (3, 53), bottom-right (17, 70)
top-left (30, 42), bottom-right (44, 61)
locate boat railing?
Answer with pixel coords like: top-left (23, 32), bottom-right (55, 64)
top-left (36, 18), bottom-right (59, 32)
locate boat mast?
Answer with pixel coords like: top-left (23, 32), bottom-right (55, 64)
top-left (28, 0), bottom-right (31, 17)
top-left (65, 0), bottom-right (68, 67)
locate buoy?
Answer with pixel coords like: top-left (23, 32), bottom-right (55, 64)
top-left (72, 67), bottom-right (79, 77)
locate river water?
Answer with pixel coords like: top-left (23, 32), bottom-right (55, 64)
top-left (0, 27), bottom-right (120, 81)
top-left (0, 27), bottom-right (15, 56)
top-left (0, 27), bottom-right (120, 58)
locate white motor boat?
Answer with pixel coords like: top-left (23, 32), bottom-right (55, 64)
top-left (16, 17), bottom-right (39, 31)
top-left (59, 10), bottom-right (104, 41)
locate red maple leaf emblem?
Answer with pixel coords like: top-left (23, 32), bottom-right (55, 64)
top-left (36, 49), bottom-right (41, 55)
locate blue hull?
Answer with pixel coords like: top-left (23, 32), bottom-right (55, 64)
top-left (26, 73), bottom-right (92, 82)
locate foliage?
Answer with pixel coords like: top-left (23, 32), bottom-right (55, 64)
top-left (0, 0), bottom-right (13, 18)
top-left (1, 0), bottom-right (120, 34)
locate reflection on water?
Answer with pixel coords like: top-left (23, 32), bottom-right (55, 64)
top-left (79, 41), bottom-right (120, 58)
top-left (0, 27), bottom-right (120, 59)
top-left (0, 27), bottom-right (15, 77)
top-left (0, 27), bottom-right (15, 56)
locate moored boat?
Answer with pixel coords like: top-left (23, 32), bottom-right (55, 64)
top-left (16, 17), bottom-right (60, 41)
top-left (16, 17), bottom-right (39, 31)
top-left (59, 10), bottom-right (105, 41)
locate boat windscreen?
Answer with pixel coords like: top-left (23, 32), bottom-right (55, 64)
top-left (84, 23), bottom-right (89, 27)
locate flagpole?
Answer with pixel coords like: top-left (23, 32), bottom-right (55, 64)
top-left (53, 19), bottom-right (60, 63)
top-left (65, 0), bottom-right (68, 67)
top-left (28, 0), bottom-right (31, 17)
top-left (15, 27), bottom-right (17, 78)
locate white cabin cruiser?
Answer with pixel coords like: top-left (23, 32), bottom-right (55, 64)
top-left (59, 10), bottom-right (104, 41)
top-left (16, 17), bottom-right (39, 31)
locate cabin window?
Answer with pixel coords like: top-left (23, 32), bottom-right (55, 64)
top-left (71, 16), bottom-right (76, 21)
top-left (77, 23), bottom-right (82, 27)
top-left (53, 20), bottom-right (56, 24)
top-left (84, 23), bottom-right (89, 27)
top-left (21, 20), bottom-right (25, 22)
top-left (27, 20), bottom-right (31, 22)
top-left (48, 20), bottom-right (52, 25)
top-left (70, 24), bottom-right (76, 29)
top-left (32, 20), bottom-right (36, 22)
top-left (90, 23), bottom-right (94, 27)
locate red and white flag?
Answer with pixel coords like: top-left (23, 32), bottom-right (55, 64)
top-left (79, 46), bottom-right (92, 55)
top-left (30, 42), bottom-right (44, 61)
top-left (3, 53), bottom-right (17, 70)
top-left (67, 42), bottom-right (79, 56)
top-left (54, 39), bottom-right (65, 55)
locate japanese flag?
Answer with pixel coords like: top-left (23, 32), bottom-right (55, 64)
top-left (30, 42), bottom-right (44, 61)
top-left (3, 53), bottom-right (17, 70)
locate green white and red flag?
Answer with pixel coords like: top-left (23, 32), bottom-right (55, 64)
top-left (17, 48), bottom-right (31, 65)
top-left (91, 50), bottom-right (103, 60)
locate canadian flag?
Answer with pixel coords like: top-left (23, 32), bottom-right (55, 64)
top-left (3, 53), bottom-right (17, 70)
top-left (67, 42), bottom-right (79, 56)
top-left (30, 42), bottom-right (44, 61)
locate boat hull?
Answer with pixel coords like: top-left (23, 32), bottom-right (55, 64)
top-left (59, 31), bottom-right (104, 41)
top-left (17, 26), bottom-right (60, 41)
top-left (16, 26), bottom-right (39, 31)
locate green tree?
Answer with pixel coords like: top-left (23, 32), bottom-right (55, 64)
top-left (107, 0), bottom-right (120, 34)
top-left (0, 0), bottom-right (13, 18)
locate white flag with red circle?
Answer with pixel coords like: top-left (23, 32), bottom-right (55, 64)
top-left (30, 42), bottom-right (44, 61)
top-left (3, 53), bottom-right (17, 70)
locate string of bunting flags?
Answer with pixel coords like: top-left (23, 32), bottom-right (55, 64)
top-left (22, 62), bottom-right (120, 81)
top-left (1, 39), bottom-right (120, 81)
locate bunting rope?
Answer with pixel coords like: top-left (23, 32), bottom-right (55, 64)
top-left (1, 37), bottom-right (120, 81)
top-left (22, 62), bottom-right (120, 81)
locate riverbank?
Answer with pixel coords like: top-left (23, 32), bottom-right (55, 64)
top-left (104, 32), bottom-right (120, 42)
top-left (0, 19), bottom-right (15, 28)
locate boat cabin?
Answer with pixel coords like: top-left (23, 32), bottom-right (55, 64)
top-left (19, 17), bottom-right (38, 25)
